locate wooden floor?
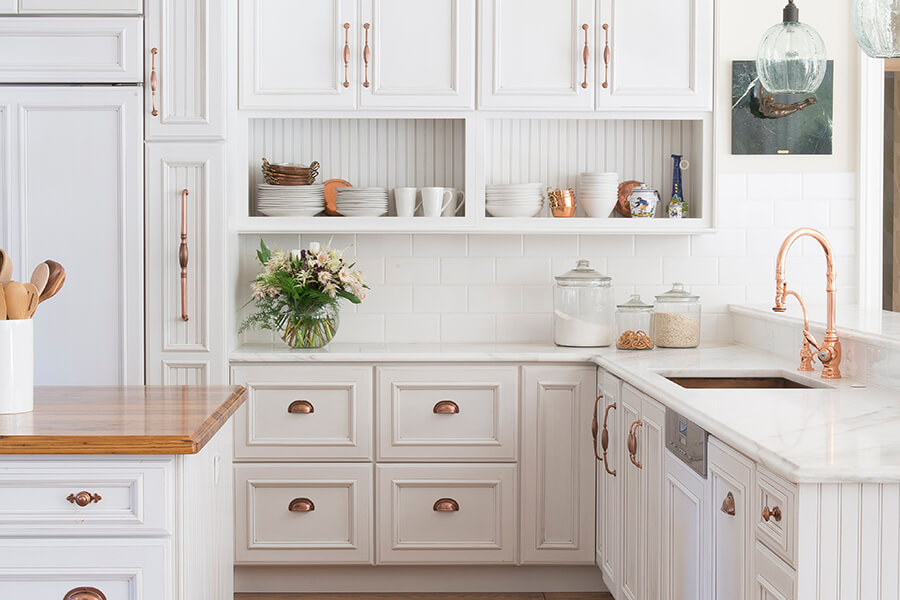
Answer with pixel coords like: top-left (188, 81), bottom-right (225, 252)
top-left (236, 594), bottom-right (612, 600)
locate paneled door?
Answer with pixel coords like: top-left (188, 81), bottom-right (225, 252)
top-left (479, 0), bottom-right (595, 110)
top-left (0, 86), bottom-right (143, 384)
top-left (596, 371), bottom-right (622, 597)
top-left (145, 0), bottom-right (226, 139)
top-left (359, 0), bottom-right (474, 109)
top-left (240, 0), bottom-right (357, 109)
top-left (597, 0), bottom-right (713, 110)
top-left (662, 450), bottom-right (709, 600)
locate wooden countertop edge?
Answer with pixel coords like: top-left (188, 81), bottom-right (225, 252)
top-left (0, 386), bottom-right (248, 455)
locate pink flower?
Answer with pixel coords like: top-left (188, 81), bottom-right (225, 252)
top-left (338, 268), bottom-right (353, 283)
top-left (316, 252), bottom-right (329, 265)
top-left (318, 271), bottom-right (332, 284)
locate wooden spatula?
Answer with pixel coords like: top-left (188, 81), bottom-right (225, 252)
top-left (39, 260), bottom-right (65, 303)
top-left (0, 249), bottom-right (11, 287)
top-left (30, 263), bottom-right (50, 296)
top-left (4, 281), bottom-right (36, 320)
top-left (0, 284), bottom-right (6, 320)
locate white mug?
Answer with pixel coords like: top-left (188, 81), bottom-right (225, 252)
top-left (420, 187), bottom-right (452, 217)
top-left (441, 188), bottom-right (466, 217)
top-left (393, 187), bottom-right (420, 218)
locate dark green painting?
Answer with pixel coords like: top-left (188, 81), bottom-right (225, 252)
top-left (732, 60), bottom-right (833, 155)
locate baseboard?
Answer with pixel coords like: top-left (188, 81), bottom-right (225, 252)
top-left (235, 565), bottom-right (608, 594)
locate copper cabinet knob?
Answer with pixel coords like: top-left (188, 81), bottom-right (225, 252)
top-left (288, 400), bottom-right (315, 414)
top-left (762, 505), bottom-right (782, 522)
top-left (64, 587), bottom-right (107, 600)
top-left (433, 400), bottom-right (459, 414)
top-left (288, 497), bottom-right (315, 512)
top-left (721, 492), bottom-right (736, 516)
top-left (433, 497), bottom-right (460, 512)
top-left (66, 491), bottom-right (102, 507)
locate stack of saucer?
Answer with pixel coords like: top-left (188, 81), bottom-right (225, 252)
top-left (577, 172), bottom-right (618, 218)
top-left (335, 187), bottom-right (389, 217)
top-left (485, 183), bottom-right (544, 218)
top-left (256, 184), bottom-right (325, 216)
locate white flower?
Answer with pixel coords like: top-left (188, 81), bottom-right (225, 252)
top-left (308, 241), bottom-right (321, 254)
top-left (316, 252), bottom-right (329, 265)
top-left (291, 249), bottom-right (302, 260)
top-left (338, 268), bottom-right (353, 283)
top-left (318, 271), bottom-right (332, 284)
top-left (324, 283), bottom-right (337, 297)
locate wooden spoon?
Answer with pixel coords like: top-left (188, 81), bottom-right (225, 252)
top-left (0, 283), bottom-right (6, 320)
top-left (39, 260), bottom-right (65, 303)
top-left (4, 281), bottom-right (34, 320)
top-left (22, 282), bottom-right (38, 318)
top-left (30, 262), bottom-right (50, 296)
top-left (0, 249), bottom-right (11, 286)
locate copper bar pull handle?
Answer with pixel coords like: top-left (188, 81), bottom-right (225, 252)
top-left (64, 587), bottom-right (107, 600)
top-left (67, 491), bottom-right (102, 507)
top-left (601, 24), bottom-right (610, 89)
top-left (288, 400), bottom-right (314, 414)
top-left (762, 505), bottom-right (782, 522)
top-left (288, 497), bottom-right (315, 512)
top-left (591, 394), bottom-right (603, 461)
top-left (363, 23), bottom-right (371, 88)
top-left (150, 47), bottom-right (159, 116)
top-left (628, 420), bottom-right (643, 469)
top-left (581, 24), bottom-right (589, 89)
top-left (721, 492), bottom-right (736, 516)
top-left (433, 400), bottom-right (459, 414)
top-left (342, 23), bottom-right (350, 88)
top-left (433, 498), bottom-right (459, 512)
top-left (179, 189), bottom-right (189, 322)
top-left (601, 402), bottom-right (616, 476)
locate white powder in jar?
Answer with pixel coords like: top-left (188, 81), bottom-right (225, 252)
top-left (554, 311), bottom-right (613, 347)
top-left (652, 312), bottom-right (700, 348)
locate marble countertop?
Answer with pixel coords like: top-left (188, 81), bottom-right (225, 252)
top-left (231, 342), bottom-right (900, 483)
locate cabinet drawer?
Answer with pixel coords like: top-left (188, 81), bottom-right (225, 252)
top-left (0, 460), bottom-right (172, 536)
top-left (376, 464), bottom-right (517, 564)
top-left (753, 541), bottom-right (797, 600)
top-left (376, 365), bottom-right (518, 461)
top-left (232, 365), bottom-right (373, 460)
top-left (235, 463), bottom-right (373, 565)
top-left (0, 538), bottom-right (169, 598)
top-left (0, 18), bottom-right (142, 82)
top-left (755, 466), bottom-right (796, 568)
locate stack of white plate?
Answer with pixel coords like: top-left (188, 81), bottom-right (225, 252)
top-left (256, 183), bottom-right (325, 217)
top-left (485, 183), bottom-right (544, 218)
top-left (577, 172), bottom-right (618, 218)
top-left (336, 187), bottom-right (389, 217)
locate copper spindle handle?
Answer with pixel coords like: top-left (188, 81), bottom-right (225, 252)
top-left (150, 47), bottom-right (159, 116)
top-left (433, 498), bottom-right (459, 512)
top-left (591, 394), bottom-right (603, 461)
top-left (721, 492), bottom-right (736, 516)
top-left (342, 23), bottom-right (350, 88)
top-left (67, 491), bottom-right (102, 507)
top-left (288, 497), bottom-right (315, 512)
top-left (628, 420), bottom-right (642, 469)
top-left (288, 400), bottom-right (315, 414)
top-left (64, 587), bottom-right (107, 600)
top-left (581, 24), bottom-right (589, 89)
top-left (433, 400), bottom-right (459, 414)
top-left (363, 23), bottom-right (371, 88)
top-left (601, 402), bottom-right (616, 477)
top-left (762, 505), bottom-right (782, 522)
top-left (601, 24), bottom-right (610, 89)
top-left (179, 189), bottom-right (189, 322)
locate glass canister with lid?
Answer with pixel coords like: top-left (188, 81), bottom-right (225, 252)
top-left (616, 294), bottom-right (654, 350)
top-left (553, 259), bottom-right (614, 347)
top-left (651, 283), bottom-right (701, 348)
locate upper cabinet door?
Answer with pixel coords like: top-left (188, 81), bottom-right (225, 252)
top-left (0, 0), bottom-right (14, 14)
top-left (18, 0), bottom-right (142, 14)
top-left (145, 0), bottom-right (226, 140)
top-left (479, 0), bottom-right (595, 110)
top-left (598, 0), bottom-right (713, 110)
top-left (240, 0), bottom-right (357, 109)
top-left (358, 0), bottom-right (474, 109)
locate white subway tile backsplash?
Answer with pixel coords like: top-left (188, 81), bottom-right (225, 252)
top-left (385, 257), bottom-right (440, 284)
top-left (717, 173), bottom-right (748, 202)
top-left (716, 198), bottom-right (775, 229)
top-left (496, 257), bottom-right (553, 285)
top-left (607, 257), bottom-right (663, 286)
top-left (441, 257), bottom-right (495, 284)
top-left (802, 172), bottom-right (856, 201)
top-left (522, 285), bottom-right (555, 312)
top-left (468, 234), bottom-right (524, 257)
top-left (496, 313), bottom-right (553, 343)
top-left (691, 230), bottom-right (746, 257)
top-left (413, 286), bottom-right (469, 313)
top-left (746, 173), bottom-right (803, 202)
top-left (636, 235), bottom-right (691, 258)
top-left (356, 234), bottom-right (412, 257)
top-left (829, 200), bottom-right (857, 227)
top-left (358, 285), bottom-right (413, 314)
top-left (353, 257), bottom-right (386, 285)
top-left (301, 234), bottom-right (357, 256)
top-left (440, 314), bottom-right (495, 343)
top-left (385, 314), bottom-right (440, 343)
top-left (718, 257), bottom-right (773, 285)
top-left (413, 234), bottom-right (467, 257)
top-left (468, 286), bottom-right (523, 313)
top-left (523, 235), bottom-right (579, 257)
top-left (663, 257), bottom-right (718, 286)
top-left (337, 313), bottom-right (386, 343)
top-left (578, 235), bottom-right (635, 257)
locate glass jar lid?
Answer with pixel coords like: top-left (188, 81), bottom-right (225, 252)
top-left (555, 259), bottom-right (612, 287)
top-left (654, 282), bottom-right (700, 302)
top-left (617, 294), bottom-right (653, 311)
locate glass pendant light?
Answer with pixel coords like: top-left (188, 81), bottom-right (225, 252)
top-left (853, 0), bottom-right (900, 58)
top-left (756, 0), bottom-right (827, 94)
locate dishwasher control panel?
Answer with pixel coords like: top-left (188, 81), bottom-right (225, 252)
top-left (665, 408), bottom-right (708, 478)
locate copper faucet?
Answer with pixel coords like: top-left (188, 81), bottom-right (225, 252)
top-left (773, 228), bottom-right (841, 379)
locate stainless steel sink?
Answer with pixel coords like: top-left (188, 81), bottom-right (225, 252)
top-left (664, 374), bottom-right (827, 390)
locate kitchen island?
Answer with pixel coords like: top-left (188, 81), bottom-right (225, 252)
top-left (0, 385), bottom-right (247, 599)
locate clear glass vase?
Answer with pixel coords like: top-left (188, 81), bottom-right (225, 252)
top-left (280, 304), bottom-right (340, 349)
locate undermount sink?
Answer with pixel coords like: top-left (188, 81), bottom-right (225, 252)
top-left (663, 372), bottom-right (830, 390)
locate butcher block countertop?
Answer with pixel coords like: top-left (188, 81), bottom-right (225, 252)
top-left (0, 386), bottom-right (247, 455)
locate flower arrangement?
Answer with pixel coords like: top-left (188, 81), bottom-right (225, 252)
top-left (239, 240), bottom-right (367, 348)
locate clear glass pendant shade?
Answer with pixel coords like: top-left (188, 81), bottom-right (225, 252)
top-left (853, 0), bottom-right (900, 58)
top-left (756, 2), bottom-right (827, 94)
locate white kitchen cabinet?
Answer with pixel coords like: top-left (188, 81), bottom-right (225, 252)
top-left (597, 0), bottom-right (713, 110)
top-left (0, 1), bottom-right (14, 13)
top-left (358, 0), bottom-right (474, 109)
top-left (520, 365), bottom-right (595, 564)
top-left (754, 542), bottom-right (796, 600)
top-left (17, 0), bottom-right (142, 13)
top-left (663, 450), bottom-right (709, 600)
top-left (479, 0), bottom-right (595, 110)
top-left (0, 86), bottom-right (143, 385)
top-left (596, 370), bottom-right (622, 597)
top-left (145, 0), bottom-right (225, 139)
top-left (145, 143), bottom-right (226, 385)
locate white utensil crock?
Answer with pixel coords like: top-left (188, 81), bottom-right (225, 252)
top-left (0, 320), bottom-right (34, 414)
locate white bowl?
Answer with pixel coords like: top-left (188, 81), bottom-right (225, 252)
top-left (485, 204), bottom-right (543, 218)
top-left (580, 194), bottom-right (617, 218)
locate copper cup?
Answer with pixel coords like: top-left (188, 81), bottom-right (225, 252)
top-left (548, 187), bottom-right (576, 218)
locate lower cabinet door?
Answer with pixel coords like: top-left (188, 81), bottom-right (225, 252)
top-left (596, 371), bottom-right (622, 596)
top-left (376, 464), bottom-right (517, 565)
top-left (234, 463), bottom-right (374, 565)
top-left (663, 450), bottom-right (709, 600)
top-left (709, 437), bottom-right (754, 600)
top-left (754, 542), bottom-right (797, 600)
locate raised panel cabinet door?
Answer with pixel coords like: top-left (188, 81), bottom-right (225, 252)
top-left (598, 0), bottom-right (713, 110)
top-left (709, 437), bottom-right (754, 600)
top-left (663, 451), bottom-right (709, 600)
top-left (145, 0), bottom-right (226, 139)
top-left (359, 0), bottom-right (474, 109)
top-left (240, 0), bottom-right (357, 109)
top-left (521, 365), bottom-right (595, 564)
top-left (145, 143), bottom-right (226, 385)
top-left (620, 385), bottom-right (642, 600)
top-left (640, 393), bottom-right (666, 600)
top-left (18, 0), bottom-right (142, 14)
top-left (479, 0), bottom-right (595, 110)
top-left (0, 86), bottom-right (143, 385)
top-left (596, 371), bottom-right (622, 597)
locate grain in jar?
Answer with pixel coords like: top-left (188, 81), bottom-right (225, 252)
top-left (652, 283), bottom-right (701, 348)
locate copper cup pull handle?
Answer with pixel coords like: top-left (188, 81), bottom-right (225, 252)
top-left (288, 497), bottom-right (315, 512)
top-left (179, 189), bottom-right (189, 322)
top-left (67, 491), bottom-right (102, 507)
top-left (581, 24), bottom-right (589, 89)
top-left (591, 393), bottom-right (602, 461)
top-left (342, 23), bottom-right (350, 88)
top-left (601, 23), bottom-right (610, 89)
top-left (433, 497), bottom-right (459, 512)
top-left (433, 400), bottom-right (459, 414)
top-left (288, 400), bottom-right (315, 414)
top-left (628, 420), bottom-right (643, 469)
top-left (762, 505), bottom-right (782, 522)
top-left (601, 402), bottom-right (616, 477)
top-left (721, 492), bottom-right (736, 516)
top-left (64, 587), bottom-right (107, 600)
top-left (150, 47), bottom-right (159, 117)
top-left (363, 23), bottom-right (371, 88)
